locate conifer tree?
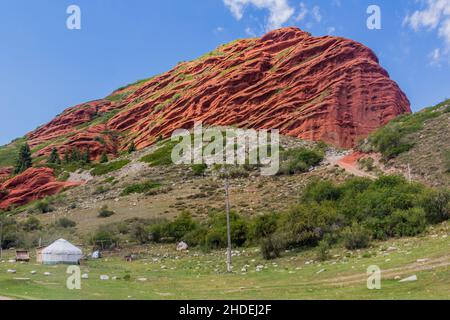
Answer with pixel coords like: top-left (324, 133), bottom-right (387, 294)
top-left (14, 143), bottom-right (32, 174)
top-left (48, 147), bottom-right (61, 165)
top-left (82, 148), bottom-right (91, 164)
top-left (128, 141), bottom-right (136, 154)
top-left (100, 151), bottom-right (109, 163)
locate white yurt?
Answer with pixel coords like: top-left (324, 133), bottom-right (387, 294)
top-left (41, 239), bottom-right (83, 265)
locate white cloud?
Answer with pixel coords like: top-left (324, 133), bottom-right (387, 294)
top-left (429, 48), bottom-right (442, 65)
top-left (404, 0), bottom-right (450, 48)
top-left (223, 0), bottom-right (295, 31)
top-left (294, 2), bottom-right (321, 24)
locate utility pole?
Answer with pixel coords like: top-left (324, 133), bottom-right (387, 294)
top-left (407, 163), bottom-right (412, 183)
top-left (222, 168), bottom-right (232, 273)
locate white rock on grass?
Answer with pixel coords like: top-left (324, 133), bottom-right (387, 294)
top-left (399, 275), bottom-right (417, 283)
top-left (316, 269), bottom-right (326, 274)
top-left (7, 269), bottom-right (16, 274)
top-left (416, 259), bottom-right (428, 263)
top-left (30, 271), bottom-right (37, 275)
top-left (81, 273), bottom-right (89, 279)
top-left (44, 272), bottom-right (51, 276)
top-left (100, 275), bottom-right (109, 280)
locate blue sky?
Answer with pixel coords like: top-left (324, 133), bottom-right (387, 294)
top-left (0, 0), bottom-right (449, 145)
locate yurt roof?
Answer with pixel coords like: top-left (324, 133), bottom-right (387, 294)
top-left (42, 239), bottom-right (82, 255)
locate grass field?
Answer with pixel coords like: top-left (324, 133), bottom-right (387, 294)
top-left (0, 223), bottom-right (448, 300)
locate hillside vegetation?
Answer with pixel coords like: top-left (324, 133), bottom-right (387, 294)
top-left (360, 99), bottom-right (450, 187)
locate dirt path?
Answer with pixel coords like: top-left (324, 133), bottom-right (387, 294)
top-left (327, 152), bottom-right (377, 179)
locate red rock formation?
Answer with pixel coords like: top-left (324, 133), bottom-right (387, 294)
top-left (24, 27), bottom-right (410, 157)
top-left (0, 168), bottom-right (82, 210)
top-left (0, 167), bottom-right (12, 182)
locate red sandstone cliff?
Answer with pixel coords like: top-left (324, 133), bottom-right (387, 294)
top-left (22, 28), bottom-right (410, 158)
top-left (0, 168), bottom-right (82, 210)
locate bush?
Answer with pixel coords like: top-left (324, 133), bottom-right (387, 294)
top-left (445, 150), bottom-right (450, 173)
top-left (204, 212), bottom-right (249, 249)
top-left (91, 159), bottom-right (130, 176)
top-left (98, 205), bottom-right (115, 218)
top-left (141, 140), bottom-right (178, 166)
top-left (302, 180), bottom-right (341, 203)
top-left (91, 225), bottom-right (119, 248)
top-left (342, 223), bottom-right (371, 250)
top-left (279, 147), bottom-right (324, 175)
top-left (250, 213), bottom-right (279, 241)
top-left (121, 181), bottom-right (161, 196)
top-left (191, 164), bottom-right (207, 176)
top-left (35, 198), bottom-right (54, 214)
top-left (316, 240), bottom-right (331, 261)
top-left (420, 188), bottom-right (450, 224)
top-left (149, 212), bottom-right (200, 243)
top-left (260, 234), bottom-right (285, 260)
top-left (56, 217), bottom-right (77, 228)
top-left (386, 208), bottom-right (427, 237)
top-left (278, 203), bottom-right (339, 249)
top-left (22, 216), bottom-right (41, 232)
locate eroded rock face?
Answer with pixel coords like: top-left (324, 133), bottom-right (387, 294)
top-left (0, 167), bottom-right (12, 182)
top-left (0, 168), bottom-right (82, 210)
top-left (107, 27), bottom-right (410, 149)
top-left (23, 27), bottom-right (410, 158)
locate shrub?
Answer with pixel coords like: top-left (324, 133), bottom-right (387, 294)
top-left (141, 140), bottom-right (178, 166)
top-left (129, 222), bottom-right (150, 244)
top-left (386, 208), bottom-right (427, 237)
top-left (149, 212), bottom-right (200, 243)
top-left (316, 240), bottom-right (331, 261)
top-left (419, 188), bottom-right (450, 224)
top-left (56, 217), bottom-right (76, 229)
top-left (250, 213), bottom-right (279, 241)
top-left (191, 164), bottom-right (207, 176)
top-left (22, 216), bottom-right (41, 232)
top-left (204, 212), bottom-right (249, 249)
top-left (121, 181), bottom-right (161, 196)
top-left (445, 150), bottom-right (450, 173)
top-left (260, 234), bottom-right (285, 260)
top-left (278, 203), bottom-right (339, 249)
top-left (97, 205), bottom-right (115, 218)
top-left (279, 147), bottom-right (323, 175)
top-left (35, 198), bottom-right (54, 214)
top-left (342, 223), bottom-right (372, 250)
top-left (91, 225), bottom-right (119, 248)
top-left (91, 159), bottom-right (130, 176)
top-left (302, 180), bottom-right (341, 203)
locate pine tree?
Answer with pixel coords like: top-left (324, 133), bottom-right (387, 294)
top-left (128, 141), bottom-right (136, 154)
top-left (100, 151), bottom-right (109, 163)
top-left (14, 143), bottom-right (32, 174)
top-left (70, 148), bottom-right (81, 162)
top-left (48, 147), bottom-right (61, 165)
top-left (63, 150), bottom-right (70, 164)
top-left (82, 148), bottom-right (91, 164)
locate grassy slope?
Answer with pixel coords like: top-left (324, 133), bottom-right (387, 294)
top-left (362, 99), bottom-right (450, 187)
top-left (0, 222), bottom-right (448, 300)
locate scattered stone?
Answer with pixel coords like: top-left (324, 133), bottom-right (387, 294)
top-left (316, 268), bottom-right (326, 274)
top-left (100, 275), bottom-right (109, 280)
top-left (394, 276), bottom-right (401, 280)
top-left (81, 273), bottom-right (89, 279)
top-left (30, 271), bottom-right (37, 275)
top-left (416, 259), bottom-right (428, 263)
top-left (137, 278), bottom-right (147, 282)
top-left (44, 272), bottom-right (51, 276)
top-left (176, 241), bottom-right (189, 251)
top-left (387, 247), bottom-right (397, 252)
top-left (399, 275), bottom-right (417, 283)
top-left (7, 269), bottom-right (16, 274)
top-left (8, 260), bottom-right (16, 263)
